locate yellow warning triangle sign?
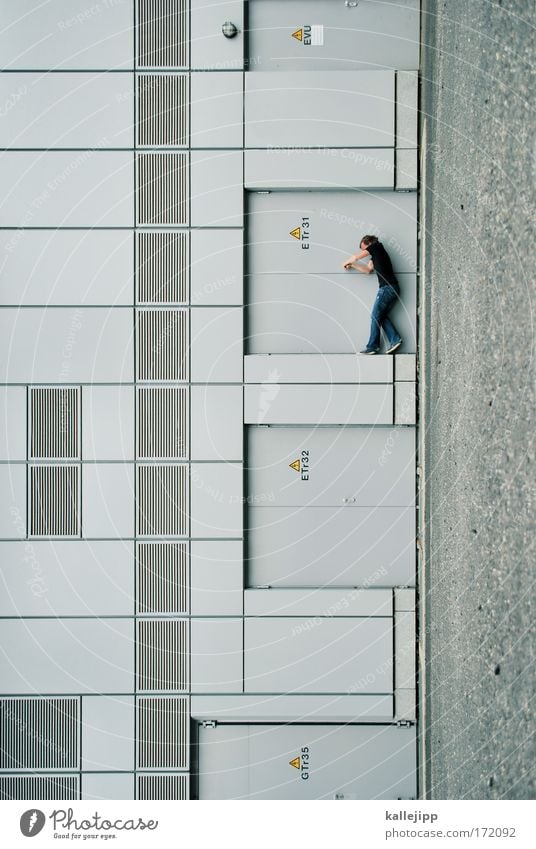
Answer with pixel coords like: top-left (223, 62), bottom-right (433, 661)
top-left (289, 756), bottom-right (301, 769)
top-left (289, 459), bottom-right (301, 472)
top-left (291, 28), bottom-right (303, 42)
top-left (290, 227), bottom-right (301, 240)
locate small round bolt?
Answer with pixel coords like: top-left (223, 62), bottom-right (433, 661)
top-left (222, 21), bottom-right (238, 38)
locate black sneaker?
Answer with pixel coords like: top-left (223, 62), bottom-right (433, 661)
top-left (386, 340), bottom-right (402, 354)
top-left (360, 348), bottom-right (378, 355)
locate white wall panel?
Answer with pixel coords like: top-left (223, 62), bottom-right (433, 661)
top-left (0, 387), bottom-right (26, 461)
top-left (190, 308), bottom-right (243, 383)
top-left (190, 1), bottom-right (244, 70)
top-left (82, 696), bottom-right (134, 771)
top-left (0, 465), bottom-right (26, 539)
top-left (245, 149), bottom-right (394, 190)
top-left (82, 387), bottom-right (134, 461)
top-left (0, 231), bottom-right (133, 307)
top-left (191, 386), bottom-right (243, 460)
top-left (395, 382), bottom-right (417, 425)
top-left (190, 151), bottom-right (243, 227)
top-left (191, 541), bottom-right (243, 616)
top-left (0, 152), bottom-right (133, 227)
top-left (395, 354), bottom-right (417, 382)
top-left (397, 71), bottom-right (419, 148)
top-left (82, 464), bottom-right (134, 539)
top-left (82, 773), bottom-right (134, 801)
top-left (244, 588), bottom-right (392, 617)
top-left (244, 384), bottom-right (393, 425)
top-left (190, 463), bottom-right (243, 538)
top-left (191, 619), bottom-right (243, 693)
top-left (0, 73), bottom-right (133, 148)
top-left (0, 619), bottom-right (134, 694)
top-left (0, 0), bottom-right (134, 70)
top-left (190, 229), bottom-right (243, 306)
top-left (0, 309), bottom-right (133, 383)
top-left (245, 354), bottom-right (393, 384)
top-left (0, 541), bottom-right (134, 617)
top-left (245, 71), bottom-right (394, 148)
top-left (191, 72), bottom-right (243, 148)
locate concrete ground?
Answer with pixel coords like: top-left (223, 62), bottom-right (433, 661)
top-left (420, 1), bottom-right (535, 799)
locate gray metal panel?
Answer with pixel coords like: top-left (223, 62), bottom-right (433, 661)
top-left (244, 354), bottom-right (393, 384)
top-left (245, 71), bottom-right (394, 148)
top-left (190, 1), bottom-right (244, 69)
top-left (247, 427), bottom-right (415, 508)
top-left (190, 229), bottom-right (243, 306)
top-left (0, 309), bottom-right (134, 383)
top-left (395, 610), bottom-right (416, 691)
top-left (245, 149), bottom-right (394, 190)
top-left (244, 384), bottom-right (393, 425)
top-left (82, 773), bottom-right (134, 801)
top-left (0, 0), bottom-right (134, 70)
top-left (247, 274), bottom-right (417, 355)
top-left (197, 723), bottom-right (417, 800)
top-left (81, 696), bottom-right (134, 771)
top-left (191, 72), bottom-right (243, 148)
top-left (0, 541), bottom-right (134, 617)
top-left (395, 382), bottom-right (416, 425)
top-left (191, 540), bottom-right (244, 616)
top-left (247, 0), bottom-right (420, 72)
top-left (0, 152), bottom-right (133, 227)
top-left (82, 464), bottom-right (134, 539)
top-left (191, 694), bottom-right (393, 723)
top-left (244, 588), bottom-right (392, 618)
top-left (190, 151), bottom-right (244, 227)
top-left (245, 618), bottom-right (393, 694)
top-left (0, 73), bottom-right (133, 148)
top-left (0, 465), bottom-right (26, 539)
top-left (0, 619), bottom-right (134, 694)
top-left (247, 192), bottom-right (417, 274)
top-left (396, 71), bottom-right (419, 148)
top-left (395, 354), bottom-right (417, 381)
top-left (191, 619), bottom-right (244, 694)
top-left (191, 385), bottom-right (243, 460)
top-left (0, 231), bottom-right (134, 307)
top-left (190, 463), bottom-right (243, 538)
top-left (248, 505), bottom-right (415, 588)
top-left (0, 387), bottom-right (26, 461)
top-left (395, 588), bottom-right (416, 613)
top-left (82, 387), bottom-right (134, 461)
top-left (190, 308), bottom-right (243, 383)
top-left (396, 148), bottom-right (418, 191)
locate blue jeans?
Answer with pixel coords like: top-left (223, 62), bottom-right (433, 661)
top-left (366, 285), bottom-right (401, 351)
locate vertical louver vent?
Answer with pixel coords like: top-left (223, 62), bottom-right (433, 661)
top-left (137, 465), bottom-right (188, 536)
top-left (30, 388), bottom-right (79, 459)
top-left (137, 232), bottom-right (189, 304)
top-left (137, 310), bottom-right (188, 381)
top-left (29, 466), bottom-right (79, 537)
top-left (0, 698), bottom-right (78, 770)
top-left (137, 388), bottom-right (188, 459)
top-left (137, 75), bottom-right (189, 147)
top-left (137, 543), bottom-right (189, 614)
top-left (137, 0), bottom-right (189, 69)
top-left (137, 154), bottom-right (189, 225)
top-left (0, 775), bottom-right (79, 800)
top-left (137, 619), bottom-right (189, 691)
top-left (137, 697), bottom-right (189, 769)
top-left (137, 773), bottom-right (189, 800)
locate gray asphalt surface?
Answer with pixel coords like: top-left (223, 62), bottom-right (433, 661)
top-left (420, 0), bottom-right (535, 799)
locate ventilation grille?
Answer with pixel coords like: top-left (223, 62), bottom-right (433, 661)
top-left (137, 619), bottom-right (189, 691)
top-left (0, 698), bottom-right (78, 770)
top-left (138, 75), bottom-right (189, 147)
top-left (30, 388), bottom-right (79, 459)
top-left (138, 388), bottom-right (188, 459)
top-left (137, 772), bottom-right (189, 800)
top-left (137, 465), bottom-right (188, 537)
top-left (137, 697), bottom-right (189, 769)
top-left (0, 775), bottom-right (79, 800)
top-left (137, 154), bottom-right (189, 225)
top-left (137, 543), bottom-right (189, 613)
top-left (29, 466), bottom-right (79, 537)
top-left (137, 0), bottom-right (189, 68)
top-left (137, 232), bottom-right (189, 304)
top-left (137, 310), bottom-right (188, 381)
